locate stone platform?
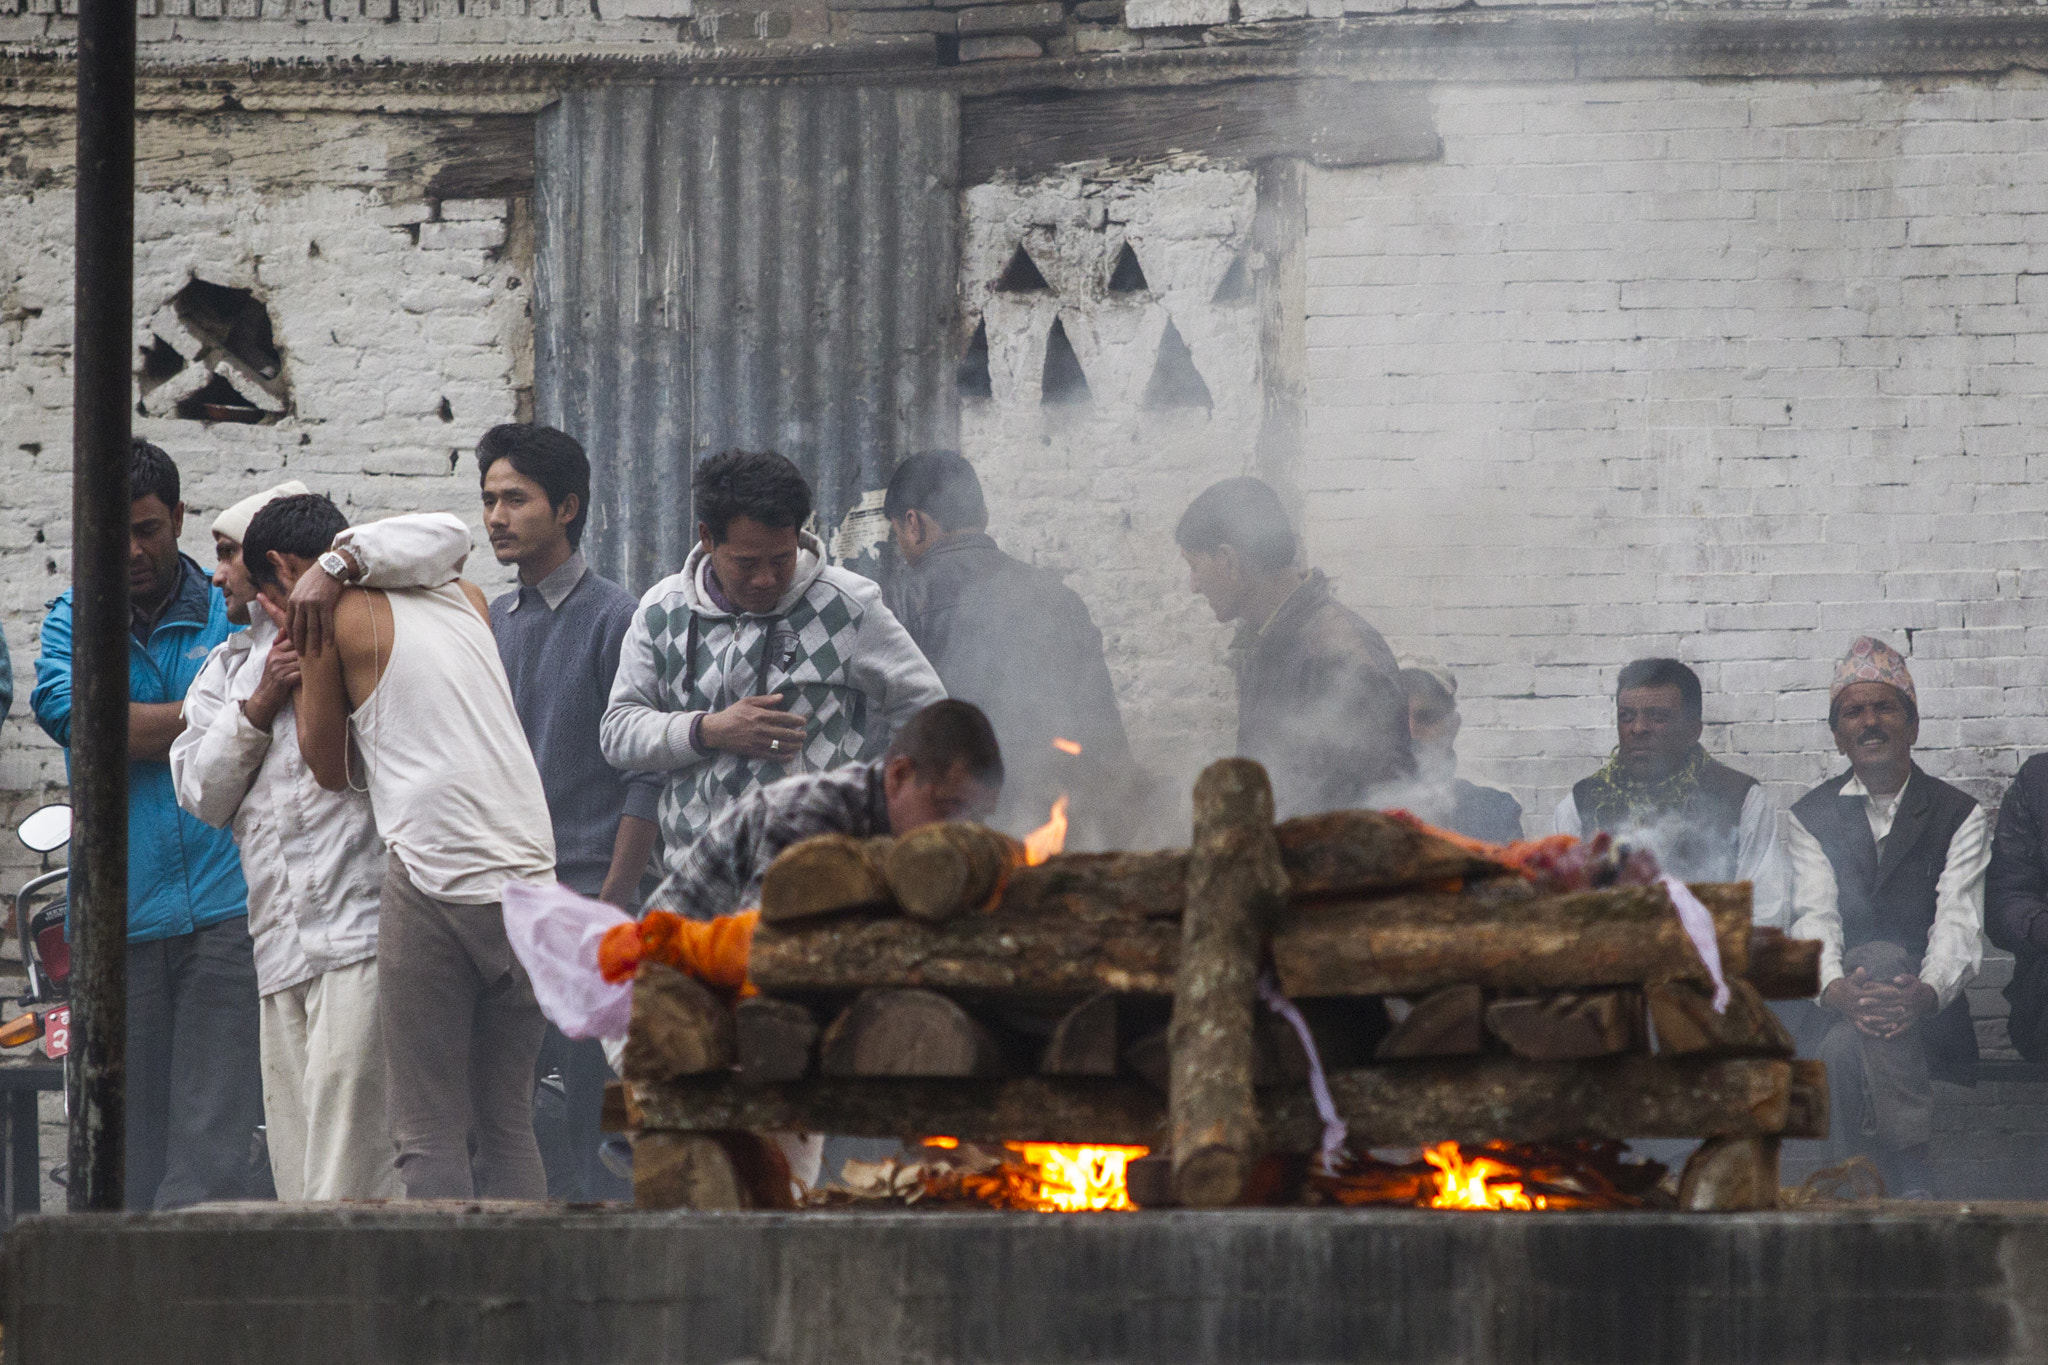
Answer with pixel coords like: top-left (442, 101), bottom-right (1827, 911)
top-left (8, 1202), bottom-right (2048, 1364)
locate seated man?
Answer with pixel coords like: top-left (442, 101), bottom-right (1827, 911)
top-left (1988, 753), bottom-right (2048, 1062)
top-left (1398, 663), bottom-right (1523, 845)
top-left (655, 699), bottom-right (1003, 922)
top-left (1787, 637), bottom-right (1988, 1197)
top-left (1554, 657), bottom-right (1785, 922)
top-left (291, 493), bottom-right (559, 1201)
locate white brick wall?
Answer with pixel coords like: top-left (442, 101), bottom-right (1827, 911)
top-left (1304, 75), bottom-right (2048, 829)
top-left (0, 110), bottom-right (526, 881)
top-left (961, 165), bottom-right (1262, 798)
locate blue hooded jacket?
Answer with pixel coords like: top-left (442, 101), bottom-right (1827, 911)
top-left (32, 554), bottom-right (247, 942)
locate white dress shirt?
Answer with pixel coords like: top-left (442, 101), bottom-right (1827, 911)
top-left (1551, 783), bottom-right (1790, 928)
top-left (1783, 770), bottom-right (1989, 1008)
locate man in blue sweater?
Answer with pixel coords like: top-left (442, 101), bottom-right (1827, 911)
top-left (32, 439), bottom-right (262, 1209)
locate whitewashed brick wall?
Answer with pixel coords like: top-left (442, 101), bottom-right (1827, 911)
top-left (960, 164), bottom-right (1261, 805)
top-left (0, 110), bottom-right (525, 881)
top-left (1303, 74), bottom-right (2048, 831)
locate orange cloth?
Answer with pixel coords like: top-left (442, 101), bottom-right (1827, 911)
top-left (599, 908), bottom-right (759, 999)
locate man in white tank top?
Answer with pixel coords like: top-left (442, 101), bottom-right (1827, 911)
top-left (290, 492), bottom-right (559, 1201)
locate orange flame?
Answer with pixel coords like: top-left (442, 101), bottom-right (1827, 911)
top-left (1052, 737), bottom-right (1083, 756)
top-left (921, 1140), bottom-right (1148, 1211)
top-left (1023, 795), bottom-right (1070, 866)
top-left (1423, 1141), bottom-right (1546, 1211)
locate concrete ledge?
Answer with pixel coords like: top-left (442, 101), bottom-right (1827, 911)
top-left (10, 1203), bottom-right (2048, 1363)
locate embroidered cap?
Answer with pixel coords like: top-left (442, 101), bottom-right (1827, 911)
top-left (1830, 635), bottom-right (1916, 709)
top-left (211, 479), bottom-right (309, 545)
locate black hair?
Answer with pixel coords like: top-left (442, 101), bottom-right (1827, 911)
top-left (1399, 667), bottom-right (1457, 718)
top-left (1616, 658), bottom-right (1703, 725)
top-left (693, 451), bottom-right (813, 544)
top-left (883, 452), bottom-right (989, 532)
top-left (1829, 686), bottom-right (1919, 732)
top-left (1173, 477), bottom-right (1297, 572)
top-left (243, 493), bottom-right (348, 592)
top-left (478, 423), bottom-right (591, 549)
top-left (886, 699), bottom-right (1004, 788)
top-left (130, 439), bottom-right (181, 509)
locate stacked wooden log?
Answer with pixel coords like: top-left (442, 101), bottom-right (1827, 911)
top-left (615, 759), bottom-right (1825, 1212)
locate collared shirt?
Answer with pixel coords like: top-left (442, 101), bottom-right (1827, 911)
top-left (651, 761), bottom-right (890, 922)
top-left (1552, 783), bottom-right (1791, 928)
top-left (1785, 770), bottom-right (1990, 1007)
top-left (491, 552), bottom-right (662, 897)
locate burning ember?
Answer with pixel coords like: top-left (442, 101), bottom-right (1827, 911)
top-left (1024, 796), bottom-right (1070, 866)
top-left (825, 1140), bottom-right (1149, 1212)
top-left (1308, 1141), bottom-right (1668, 1211)
top-left (1052, 737), bottom-right (1083, 756)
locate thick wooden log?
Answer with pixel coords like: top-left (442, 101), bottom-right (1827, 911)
top-left (1271, 883), bottom-right (1751, 998)
top-left (749, 913), bottom-right (1181, 996)
top-left (629, 1056), bottom-right (1804, 1150)
top-left (758, 833), bottom-right (893, 925)
top-left (994, 850), bottom-right (1189, 921)
top-left (1679, 1136), bottom-right (1781, 1211)
top-left (887, 822), bottom-right (1024, 923)
top-left (1040, 992), bottom-right (1120, 1077)
top-left (1376, 985), bottom-right (1485, 1060)
top-left (1275, 809), bottom-right (1512, 900)
top-left (735, 996), bottom-right (819, 1085)
top-left (1647, 978), bottom-right (1795, 1058)
top-left (633, 1130), bottom-right (796, 1211)
top-left (1746, 928), bottom-right (1822, 1000)
top-left (820, 988), bottom-right (1007, 1079)
top-left (1127, 1012), bottom-right (1312, 1093)
top-left (1786, 1058), bottom-right (1829, 1140)
top-left (1171, 760), bottom-right (1286, 1207)
top-left (622, 962), bottom-right (736, 1083)
top-left (1486, 990), bottom-right (1645, 1061)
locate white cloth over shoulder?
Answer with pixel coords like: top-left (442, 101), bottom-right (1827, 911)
top-left (502, 880), bottom-right (632, 1041)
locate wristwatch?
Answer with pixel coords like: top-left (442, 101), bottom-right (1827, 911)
top-left (317, 549), bottom-right (357, 583)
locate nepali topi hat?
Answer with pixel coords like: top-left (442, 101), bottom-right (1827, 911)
top-left (1830, 635), bottom-right (1916, 709)
top-left (211, 479), bottom-right (309, 544)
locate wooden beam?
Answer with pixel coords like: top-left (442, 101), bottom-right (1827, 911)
top-left (630, 1055), bottom-right (1813, 1150)
top-left (960, 79), bottom-right (1439, 182)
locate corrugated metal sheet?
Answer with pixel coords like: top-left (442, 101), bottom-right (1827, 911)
top-left (535, 84), bottom-right (960, 594)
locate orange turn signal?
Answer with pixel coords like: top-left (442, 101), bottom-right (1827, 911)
top-left (0, 1012), bottom-right (44, 1048)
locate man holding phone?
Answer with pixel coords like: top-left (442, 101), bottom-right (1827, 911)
top-left (601, 450), bottom-right (944, 893)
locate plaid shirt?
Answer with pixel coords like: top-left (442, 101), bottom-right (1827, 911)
top-left (650, 761), bottom-right (890, 921)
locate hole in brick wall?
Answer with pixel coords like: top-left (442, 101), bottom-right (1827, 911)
top-left (173, 279), bottom-right (282, 380)
top-left (174, 373), bottom-right (268, 425)
top-left (1143, 318), bottom-right (1211, 411)
top-left (438, 397), bottom-right (454, 423)
top-left (995, 244), bottom-right (1052, 293)
top-left (1212, 253), bottom-right (1251, 305)
top-left (139, 335), bottom-right (186, 384)
top-left (1040, 317), bottom-right (1091, 406)
top-left (1107, 242), bottom-right (1149, 294)
top-left (958, 320), bottom-right (992, 400)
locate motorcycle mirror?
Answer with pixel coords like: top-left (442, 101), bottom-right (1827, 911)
top-left (17, 804), bottom-right (72, 854)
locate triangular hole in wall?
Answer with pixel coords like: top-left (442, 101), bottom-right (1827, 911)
top-left (995, 244), bottom-right (1052, 293)
top-left (1143, 319), bottom-right (1212, 411)
top-left (1212, 253), bottom-right (1251, 305)
top-left (958, 319), bottom-right (993, 400)
top-left (1041, 317), bottom-right (1092, 405)
top-left (1108, 242), bottom-right (1149, 294)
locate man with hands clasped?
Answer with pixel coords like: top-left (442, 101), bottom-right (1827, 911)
top-left (1785, 637), bottom-right (1988, 1198)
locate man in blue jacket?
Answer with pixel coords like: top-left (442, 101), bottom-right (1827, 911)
top-left (33, 439), bottom-right (263, 1210)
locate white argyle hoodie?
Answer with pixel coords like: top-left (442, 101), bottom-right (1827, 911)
top-left (599, 530), bottom-right (944, 867)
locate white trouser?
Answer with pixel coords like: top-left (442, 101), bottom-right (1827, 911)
top-left (259, 958), bottom-right (403, 1201)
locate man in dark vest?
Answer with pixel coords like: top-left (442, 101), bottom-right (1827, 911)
top-left (1786, 636), bottom-right (1988, 1197)
top-left (1553, 658), bottom-right (1785, 918)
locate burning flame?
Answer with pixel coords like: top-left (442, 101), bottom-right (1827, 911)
top-left (921, 1139), bottom-right (1148, 1211)
top-left (1052, 737), bottom-right (1083, 756)
top-left (1024, 795), bottom-right (1070, 866)
top-left (1424, 1141), bottom-right (1545, 1211)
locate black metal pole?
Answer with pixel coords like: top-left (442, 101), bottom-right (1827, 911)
top-left (69, 0), bottom-right (135, 1213)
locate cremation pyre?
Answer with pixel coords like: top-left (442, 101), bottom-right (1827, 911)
top-left (609, 759), bottom-right (1824, 1213)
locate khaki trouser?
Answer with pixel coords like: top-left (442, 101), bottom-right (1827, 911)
top-left (259, 958), bottom-right (404, 1202)
top-left (378, 861), bottom-right (548, 1200)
